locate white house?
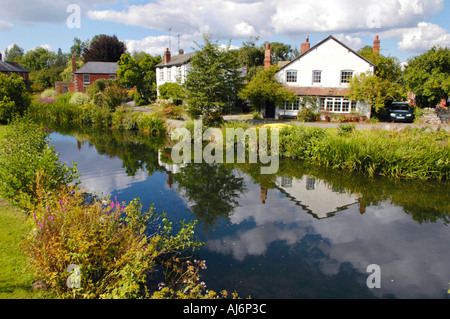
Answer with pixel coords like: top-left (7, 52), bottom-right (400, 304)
top-left (155, 48), bottom-right (196, 96)
top-left (266, 35), bottom-right (378, 119)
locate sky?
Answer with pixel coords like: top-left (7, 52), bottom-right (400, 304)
top-left (0, 0), bottom-right (449, 63)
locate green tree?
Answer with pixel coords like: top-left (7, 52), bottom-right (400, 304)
top-left (184, 33), bottom-right (244, 119)
top-left (0, 73), bottom-right (31, 123)
top-left (70, 37), bottom-right (88, 59)
top-left (21, 47), bottom-right (56, 71)
top-left (4, 44), bottom-right (24, 62)
top-left (158, 82), bottom-right (185, 105)
top-left (117, 52), bottom-right (162, 103)
top-left (236, 37), bottom-right (264, 80)
top-left (403, 46), bottom-right (450, 107)
top-left (239, 65), bottom-right (296, 112)
top-left (346, 46), bottom-right (406, 114)
top-left (266, 42), bottom-right (293, 64)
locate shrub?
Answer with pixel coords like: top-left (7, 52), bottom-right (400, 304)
top-left (40, 88), bottom-right (58, 99)
top-left (296, 107), bottom-right (318, 122)
top-left (69, 92), bottom-right (91, 107)
top-left (22, 187), bottom-right (204, 299)
top-left (0, 118), bottom-right (79, 211)
top-left (0, 73), bottom-right (31, 124)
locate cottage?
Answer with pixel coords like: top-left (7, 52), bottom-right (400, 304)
top-left (55, 55), bottom-right (118, 93)
top-left (155, 48), bottom-right (196, 95)
top-left (0, 53), bottom-right (30, 81)
top-left (266, 35), bottom-right (378, 119)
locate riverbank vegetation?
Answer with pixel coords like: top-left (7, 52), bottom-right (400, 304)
top-left (278, 124), bottom-right (449, 180)
top-left (0, 119), bottom-right (233, 299)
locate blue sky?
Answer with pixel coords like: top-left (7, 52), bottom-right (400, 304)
top-left (0, 0), bottom-right (449, 63)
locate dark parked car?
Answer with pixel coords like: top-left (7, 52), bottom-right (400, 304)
top-left (388, 102), bottom-right (414, 122)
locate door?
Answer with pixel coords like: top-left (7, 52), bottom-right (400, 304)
top-left (265, 101), bottom-right (275, 118)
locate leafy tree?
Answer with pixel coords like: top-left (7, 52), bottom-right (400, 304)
top-left (4, 44), bottom-right (24, 62)
top-left (184, 33), bottom-right (244, 119)
top-left (239, 65), bottom-right (296, 112)
top-left (0, 73), bottom-right (31, 123)
top-left (70, 37), bottom-right (88, 59)
top-left (82, 34), bottom-right (126, 63)
top-left (21, 47), bottom-right (56, 71)
top-left (346, 46), bottom-right (406, 114)
top-left (60, 58), bottom-right (84, 81)
top-left (236, 37), bottom-right (264, 80)
top-left (117, 52), bottom-right (162, 103)
top-left (346, 71), bottom-right (405, 113)
top-left (403, 46), bottom-right (450, 107)
top-left (266, 42), bottom-right (293, 64)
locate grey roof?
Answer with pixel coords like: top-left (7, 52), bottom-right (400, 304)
top-left (155, 51), bottom-right (197, 68)
top-left (0, 61), bottom-right (29, 73)
top-left (74, 61), bottom-right (118, 74)
top-left (278, 35), bottom-right (376, 72)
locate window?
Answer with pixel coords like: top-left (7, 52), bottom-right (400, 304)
top-left (176, 67), bottom-right (182, 80)
top-left (306, 177), bottom-right (315, 190)
top-left (319, 98), bottom-right (326, 111)
top-left (285, 98), bottom-right (300, 110)
top-left (312, 70), bottom-right (321, 83)
top-left (340, 70), bottom-right (353, 83)
top-left (334, 100), bottom-right (342, 112)
top-left (109, 75), bottom-right (116, 80)
top-left (319, 97), bottom-right (356, 113)
top-left (342, 99), bottom-right (350, 112)
top-left (167, 68), bottom-right (171, 81)
top-left (286, 70), bottom-right (297, 83)
top-left (62, 86), bottom-right (69, 93)
top-left (159, 69), bottom-right (164, 82)
top-left (83, 74), bottom-right (90, 83)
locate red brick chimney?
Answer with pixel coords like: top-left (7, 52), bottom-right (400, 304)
top-left (264, 43), bottom-right (271, 70)
top-left (164, 48), bottom-right (171, 64)
top-left (301, 35), bottom-right (310, 54)
top-left (373, 35), bottom-right (380, 55)
top-left (71, 54), bottom-right (76, 73)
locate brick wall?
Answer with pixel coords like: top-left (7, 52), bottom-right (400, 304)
top-left (74, 73), bottom-right (116, 92)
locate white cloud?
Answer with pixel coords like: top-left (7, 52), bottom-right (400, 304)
top-left (0, 20), bottom-right (13, 31)
top-left (397, 22), bottom-right (450, 51)
top-left (334, 34), bottom-right (364, 50)
top-left (0, 0), bottom-right (118, 25)
top-left (39, 44), bottom-right (52, 51)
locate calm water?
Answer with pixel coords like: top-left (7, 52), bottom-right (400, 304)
top-left (49, 127), bottom-right (450, 299)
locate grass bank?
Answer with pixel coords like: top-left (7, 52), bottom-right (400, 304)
top-left (278, 123), bottom-right (449, 180)
top-left (0, 124), bottom-right (53, 298)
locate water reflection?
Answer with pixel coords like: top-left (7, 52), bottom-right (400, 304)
top-left (48, 127), bottom-right (450, 299)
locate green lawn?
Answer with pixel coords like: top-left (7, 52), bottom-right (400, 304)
top-left (0, 124), bottom-right (52, 298)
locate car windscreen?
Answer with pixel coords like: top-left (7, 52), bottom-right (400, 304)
top-left (390, 105), bottom-right (410, 111)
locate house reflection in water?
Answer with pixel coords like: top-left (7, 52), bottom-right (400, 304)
top-left (263, 176), bottom-right (365, 219)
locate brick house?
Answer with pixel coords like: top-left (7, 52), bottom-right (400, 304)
top-left (0, 53), bottom-right (30, 81)
top-left (55, 55), bottom-right (118, 93)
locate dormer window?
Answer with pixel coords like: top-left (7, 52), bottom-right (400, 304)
top-left (286, 70), bottom-right (297, 83)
